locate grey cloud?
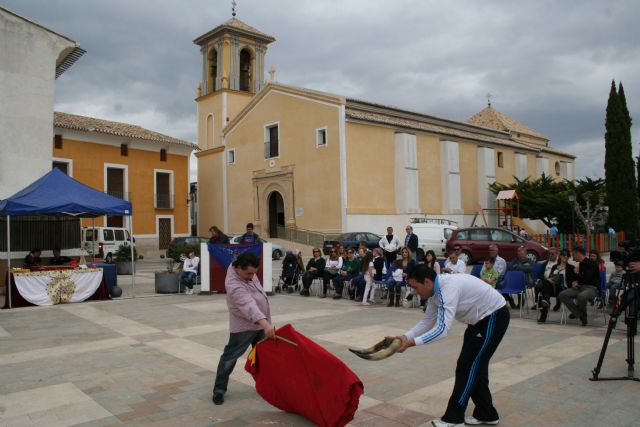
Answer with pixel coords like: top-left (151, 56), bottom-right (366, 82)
top-left (4, 0), bottom-right (640, 177)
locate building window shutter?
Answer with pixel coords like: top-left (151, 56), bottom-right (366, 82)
top-left (54, 134), bottom-right (62, 149)
top-left (160, 149), bottom-right (167, 162)
top-left (120, 144), bottom-right (128, 156)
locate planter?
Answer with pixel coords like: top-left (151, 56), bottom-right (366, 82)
top-left (155, 271), bottom-right (180, 293)
top-left (116, 261), bottom-right (136, 275)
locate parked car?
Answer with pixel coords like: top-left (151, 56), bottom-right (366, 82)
top-left (82, 227), bottom-right (135, 263)
top-left (322, 232), bottom-right (382, 255)
top-left (165, 236), bottom-right (210, 258)
top-left (445, 227), bottom-right (548, 264)
top-left (229, 235), bottom-right (285, 260)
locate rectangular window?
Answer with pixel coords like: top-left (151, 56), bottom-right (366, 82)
top-left (227, 149), bottom-right (235, 165)
top-left (316, 127), bottom-right (327, 147)
top-left (114, 230), bottom-right (125, 241)
top-left (52, 161), bottom-right (69, 175)
top-left (160, 149), bottom-right (167, 162)
top-left (103, 229), bottom-right (114, 241)
top-left (54, 134), bottom-right (62, 149)
top-left (264, 124), bottom-right (279, 159)
top-left (155, 171), bottom-right (173, 209)
top-left (497, 152), bottom-right (504, 168)
top-left (120, 144), bottom-right (128, 156)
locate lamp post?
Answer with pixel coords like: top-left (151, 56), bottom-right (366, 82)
top-left (568, 192), bottom-right (576, 245)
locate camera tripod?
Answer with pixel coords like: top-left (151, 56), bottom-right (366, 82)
top-left (590, 277), bottom-right (639, 382)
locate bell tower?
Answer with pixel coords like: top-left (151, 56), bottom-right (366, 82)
top-left (193, 11), bottom-right (275, 150)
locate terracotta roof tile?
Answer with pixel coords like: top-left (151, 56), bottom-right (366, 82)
top-left (54, 112), bottom-right (198, 150)
top-left (467, 107), bottom-right (547, 140)
top-left (194, 17), bottom-right (275, 45)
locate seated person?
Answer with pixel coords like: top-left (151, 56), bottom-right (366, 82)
top-left (300, 248), bottom-right (325, 296)
top-left (179, 249), bottom-right (200, 295)
top-left (480, 257), bottom-right (499, 288)
top-left (505, 246), bottom-right (534, 309)
top-left (532, 247), bottom-right (559, 310)
top-left (50, 247), bottom-right (72, 265)
top-left (385, 259), bottom-right (405, 307)
top-left (372, 248), bottom-right (386, 282)
top-left (23, 248), bottom-right (42, 269)
top-left (321, 249), bottom-right (343, 298)
top-left (443, 252), bottom-right (465, 274)
top-left (606, 260), bottom-right (625, 308)
top-left (558, 246), bottom-right (600, 326)
top-left (332, 248), bottom-right (360, 300)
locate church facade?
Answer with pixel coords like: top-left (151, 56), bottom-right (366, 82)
top-left (194, 17), bottom-right (575, 238)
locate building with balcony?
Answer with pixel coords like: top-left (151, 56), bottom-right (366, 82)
top-left (53, 112), bottom-right (199, 256)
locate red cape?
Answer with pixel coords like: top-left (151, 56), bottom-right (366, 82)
top-left (245, 324), bottom-right (364, 427)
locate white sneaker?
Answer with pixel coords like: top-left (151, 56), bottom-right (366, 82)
top-left (464, 416), bottom-right (499, 425)
top-left (432, 419), bottom-right (464, 427)
top-left (185, 288), bottom-right (193, 295)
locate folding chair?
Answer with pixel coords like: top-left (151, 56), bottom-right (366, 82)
top-left (500, 271), bottom-right (527, 318)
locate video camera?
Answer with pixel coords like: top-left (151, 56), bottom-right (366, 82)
top-left (610, 239), bottom-right (640, 268)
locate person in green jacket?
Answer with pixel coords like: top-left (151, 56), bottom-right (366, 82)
top-left (481, 257), bottom-right (499, 288)
top-left (332, 248), bottom-right (361, 299)
top-left (300, 248), bottom-right (325, 296)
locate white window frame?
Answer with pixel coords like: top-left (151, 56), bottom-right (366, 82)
top-left (227, 148), bottom-right (236, 165)
top-left (316, 126), bottom-right (328, 148)
top-left (52, 157), bottom-right (73, 177)
top-left (264, 121), bottom-right (280, 159)
top-left (154, 168), bottom-right (174, 209)
top-left (104, 163), bottom-right (129, 228)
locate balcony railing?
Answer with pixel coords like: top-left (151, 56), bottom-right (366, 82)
top-left (106, 190), bottom-right (130, 201)
top-left (155, 193), bottom-right (174, 209)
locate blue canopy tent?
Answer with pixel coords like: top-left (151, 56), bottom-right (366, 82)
top-left (1, 168), bottom-right (134, 308)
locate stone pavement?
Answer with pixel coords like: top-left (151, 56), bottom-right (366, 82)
top-left (1, 260), bottom-right (638, 427)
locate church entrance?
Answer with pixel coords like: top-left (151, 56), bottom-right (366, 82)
top-left (268, 191), bottom-right (285, 238)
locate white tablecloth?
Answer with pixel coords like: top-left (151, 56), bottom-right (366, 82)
top-left (13, 269), bottom-right (104, 306)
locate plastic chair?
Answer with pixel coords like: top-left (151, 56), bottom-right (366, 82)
top-left (470, 264), bottom-right (483, 278)
top-left (500, 271), bottom-right (527, 318)
top-left (438, 259), bottom-right (446, 270)
top-left (532, 262), bottom-right (544, 282)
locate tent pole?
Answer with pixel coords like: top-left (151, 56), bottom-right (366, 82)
top-left (128, 216), bottom-right (135, 297)
top-left (91, 218), bottom-right (95, 261)
top-left (6, 216), bottom-right (12, 309)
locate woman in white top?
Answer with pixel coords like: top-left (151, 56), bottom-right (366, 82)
top-left (321, 248), bottom-right (343, 298)
top-left (180, 249), bottom-right (200, 295)
top-left (360, 251), bottom-right (375, 306)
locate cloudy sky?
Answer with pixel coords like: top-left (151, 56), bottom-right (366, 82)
top-left (5, 0), bottom-right (640, 180)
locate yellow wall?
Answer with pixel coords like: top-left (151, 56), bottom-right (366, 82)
top-left (53, 138), bottom-right (190, 235)
top-left (223, 90), bottom-right (342, 233)
top-left (458, 141), bottom-right (479, 212)
top-left (417, 134), bottom-right (443, 213)
top-left (196, 148), bottom-right (224, 235)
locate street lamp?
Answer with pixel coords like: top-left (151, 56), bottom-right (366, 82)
top-left (568, 192), bottom-right (576, 244)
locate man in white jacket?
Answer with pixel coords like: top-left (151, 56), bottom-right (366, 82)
top-left (379, 226), bottom-right (401, 268)
top-left (395, 266), bottom-right (510, 427)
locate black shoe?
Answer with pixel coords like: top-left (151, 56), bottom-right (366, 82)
top-left (580, 314), bottom-right (588, 326)
top-left (212, 393), bottom-right (224, 405)
top-left (552, 302), bottom-right (561, 312)
top-left (569, 313), bottom-right (576, 319)
top-left (540, 300), bottom-right (550, 309)
top-left (596, 301), bottom-right (604, 309)
top-left (406, 294), bottom-right (413, 301)
top-left (300, 289), bottom-right (309, 296)
top-left (332, 295), bottom-right (342, 300)
top-left (537, 309), bottom-right (548, 324)
top-left (531, 304), bottom-right (537, 310)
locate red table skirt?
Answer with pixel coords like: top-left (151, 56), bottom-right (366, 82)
top-left (2, 272), bottom-right (110, 309)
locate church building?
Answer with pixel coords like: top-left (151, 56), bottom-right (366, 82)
top-left (194, 16), bottom-right (576, 238)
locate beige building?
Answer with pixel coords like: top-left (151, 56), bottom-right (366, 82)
top-left (195, 17), bottom-right (575, 238)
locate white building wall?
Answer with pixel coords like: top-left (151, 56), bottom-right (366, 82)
top-left (515, 153), bottom-right (528, 180)
top-left (0, 8), bottom-right (76, 198)
top-left (477, 146), bottom-right (496, 210)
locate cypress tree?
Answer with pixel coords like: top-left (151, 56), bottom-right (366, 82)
top-left (604, 81), bottom-right (638, 233)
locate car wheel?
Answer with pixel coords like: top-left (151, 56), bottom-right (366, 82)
top-left (526, 250), bottom-right (539, 263)
top-left (105, 253), bottom-right (113, 263)
top-left (458, 251), bottom-right (471, 265)
top-left (272, 249), bottom-right (282, 260)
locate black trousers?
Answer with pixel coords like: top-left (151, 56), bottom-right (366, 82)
top-left (442, 305), bottom-right (510, 424)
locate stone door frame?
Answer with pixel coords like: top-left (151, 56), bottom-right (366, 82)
top-left (251, 165), bottom-right (295, 237)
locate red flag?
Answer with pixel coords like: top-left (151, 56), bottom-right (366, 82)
top-left (245, 324), bottom-right (363, 427)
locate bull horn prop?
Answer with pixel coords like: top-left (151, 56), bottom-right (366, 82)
top-left (349, 337), bottom-right (402, 360)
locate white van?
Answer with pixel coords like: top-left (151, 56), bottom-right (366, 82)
top-left (82, 227), bottom-right (134, 263)
top-left (410, 219), bottom-right (458, 259)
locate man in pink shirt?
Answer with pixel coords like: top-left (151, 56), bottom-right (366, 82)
top-left (212, 252), bottom-right (275, 405)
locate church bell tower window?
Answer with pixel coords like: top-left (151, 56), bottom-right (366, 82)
top-left (239, 49), bottom-right (252, 92)
top-left (208, 49), bottom-right (218, 92)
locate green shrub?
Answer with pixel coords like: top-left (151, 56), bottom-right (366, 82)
top-left (114, 244), bottom-right (138, 262)
top-left (165, 242), bottom-right (200, 268)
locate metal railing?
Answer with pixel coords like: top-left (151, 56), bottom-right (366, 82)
top-left (154, 194), bottom-right (174, 209)
top-left (275, 225), bottom-right (341, 248)
top-left (106, 190), bottom-right (130, 201)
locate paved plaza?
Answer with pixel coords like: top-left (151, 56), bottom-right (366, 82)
top-left (1, 260), bottom-right (638, 427)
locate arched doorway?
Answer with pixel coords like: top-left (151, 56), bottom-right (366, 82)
top-left (268, 191), bottom-right (284, 238)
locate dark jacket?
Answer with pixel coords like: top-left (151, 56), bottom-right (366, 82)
top-left (576, 258), bottom-right (600, 288)
top-left (209, 232), bottom-right (230, 244)
top-left (508, 258), bottom-right (534, 287)
top-left (305, 257), bottom-right (326, 273)
top-left (549, 263), bottom-right (576, 288)
top-left (239, 232), bottom-right (261, 244)
top-left (405, 233), bottom-right (419, 253)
